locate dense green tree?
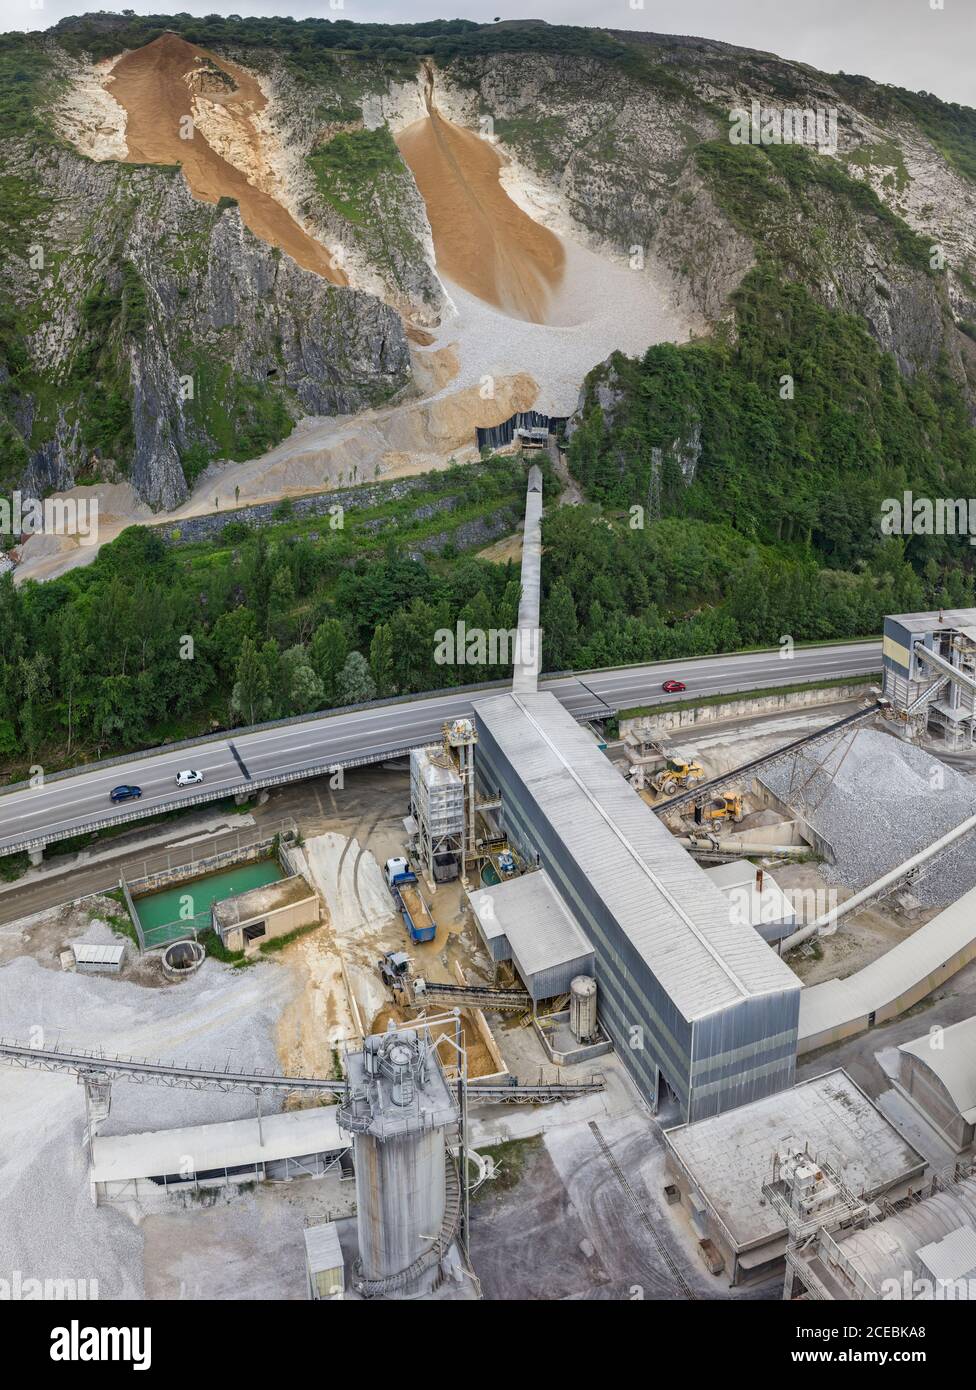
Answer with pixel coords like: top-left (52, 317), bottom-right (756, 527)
top-left (230, 637), bottom-right (269, 726)
top-left (310, 618), bottom-right (348, 703)
top-left (369, 623), bottom-right (395, 698)
top-left (336, 650), bottom-right (376, 705)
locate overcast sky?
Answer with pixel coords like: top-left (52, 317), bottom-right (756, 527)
top-left (15, 0), bottom-right (975, 106)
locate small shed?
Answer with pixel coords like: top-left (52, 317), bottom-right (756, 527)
top-left (212, 873), bottom-right (321, 955)
top-left (304, 1221), bottom-right (345, 1301)
top-left (72, 942), bottom-right (125, 974)
top-left (704, 860), bottom-right (797, 943)
top-left (468, 870), bottom-right (595, 1001)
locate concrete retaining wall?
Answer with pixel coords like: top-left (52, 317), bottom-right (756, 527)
top-left (127, 838), bottom-right (278, 897)
top-left (621, 681), bottom-right (875, 740)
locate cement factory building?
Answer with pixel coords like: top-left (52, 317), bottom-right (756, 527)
top-left (473, 689), bottom-right (801, 1123)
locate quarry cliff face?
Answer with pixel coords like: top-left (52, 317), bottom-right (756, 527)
top-left (4, 22), bottom-right (976, 509)
top-left (433, 46), bottom-right (976, 387)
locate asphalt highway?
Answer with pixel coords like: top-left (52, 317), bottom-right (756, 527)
top-left (0, 642), bottom-right (880, 854)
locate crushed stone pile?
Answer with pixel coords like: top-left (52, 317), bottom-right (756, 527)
top-left (0, 953), bottom-right (292, 1296)
top-left (760, 727), bottom-right (976, 907)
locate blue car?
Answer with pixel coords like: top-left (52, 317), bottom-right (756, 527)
top-left (110, 784), bottom-right (142, 804)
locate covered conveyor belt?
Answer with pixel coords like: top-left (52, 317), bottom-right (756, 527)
top-left (410, 981), bottom-right (532, 1011)
top-left (654, 701), bottom-right (881, 817)
top-left (0, 1039), bottom-right (603, 1102)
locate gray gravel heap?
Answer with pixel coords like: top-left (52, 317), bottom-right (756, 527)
top-left (0, 954), bottom-right (292, 1297)
top-left (760, 727), bottom-right (976, 907)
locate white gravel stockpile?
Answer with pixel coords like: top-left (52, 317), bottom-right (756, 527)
top-left (433, 235), bottom-right (694, 417)
top-left (761, 727), bottom-right (976, 907)
top-left (0, 955), bottom-right (293, 1297)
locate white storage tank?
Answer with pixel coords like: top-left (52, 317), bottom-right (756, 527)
top-left (570, 975), bottom-right (598, 1044)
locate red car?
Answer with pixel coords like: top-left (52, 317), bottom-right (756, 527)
top-left (661, 680), bottom-right (687, 693)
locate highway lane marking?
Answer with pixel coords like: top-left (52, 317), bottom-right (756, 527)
top-left (1, 656), bottom-right (880, 816)
top-left (1, 761), bottom-right (239, 816)
top-left (0, 646), bottom-right (883, 827)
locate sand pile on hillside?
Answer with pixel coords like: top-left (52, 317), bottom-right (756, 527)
top-left (397, 98), bottom-right (564, 323)
top-left (15, 482), bottom-right (154, 585)
top-left (181, 370), bottom-right (538, 508)
top-left (106, 33), bottom-right (346, 285)
top-left (428, 234), bottom-right (693, 418)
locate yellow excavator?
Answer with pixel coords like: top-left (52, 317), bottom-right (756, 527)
top-left (652, 756), bottom-right (706, 797)
top-left (694, 793), bottom-right (744, 826)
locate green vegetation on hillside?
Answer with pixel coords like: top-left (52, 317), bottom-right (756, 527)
top-left (570, 265), bottom-right (976, 573)
top-left (695, 140), bottom-right (933, 273)
top-left (0, 33), bottom-right (60, 139)
top-left (307, 126), bottom-right (405, 226)
top-left (832, 73), bottom-right (976, 188)
top-left (50, 14), bottom-right (634, 68)
top-left (0, 457), bottom-right (528, 777)
top-left (538, 506), bottom-right (927, 673)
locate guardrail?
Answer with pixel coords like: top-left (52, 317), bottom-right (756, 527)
top-left (0, 749), bottom-right (415, 855)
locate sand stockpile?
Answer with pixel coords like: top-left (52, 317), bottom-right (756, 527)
top-left (106, 33), bottom-right (346, 285)
top-left (397, 86), bottom-right (564, 323)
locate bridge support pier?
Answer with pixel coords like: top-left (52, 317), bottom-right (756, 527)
top-left (28, 847), bottom-right (43, 867)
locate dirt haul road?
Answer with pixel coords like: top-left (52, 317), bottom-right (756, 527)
top-left (108, 33), bottom-right (346, 285)
top-left (397, 73), bottom-right (564, 323)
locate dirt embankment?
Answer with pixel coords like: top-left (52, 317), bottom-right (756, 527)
top-left (396, 68), bottom-right (564, 323)
top-left (108, 32), bottom-right (346, 285)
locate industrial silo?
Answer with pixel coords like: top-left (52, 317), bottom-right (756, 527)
top-left (337, 1023), bottom-right (461, 1298)
top-left (570, 975), bottom-right (598, 1044)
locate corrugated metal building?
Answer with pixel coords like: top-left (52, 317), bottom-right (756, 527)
top-left (704, 860), bottom-right (797, 944)
top-left (896, 1015), bottom-right (976, 1151)
top-left (468, 870), bottom-right (596, 1000)
top-left (473, 690), bottom-right (801, 1121)
top-left (790, 1175), bottom-right (976, 1299)
top-left (304, 1221), bottom-right (345, 1300)
top-left (89, 1108), bottom-right (350, 1206)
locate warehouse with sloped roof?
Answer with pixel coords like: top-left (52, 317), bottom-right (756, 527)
top-left (897, 1015), bottom-right (976, 1151)
top-left (473, 689), bottom-right (801, 1122)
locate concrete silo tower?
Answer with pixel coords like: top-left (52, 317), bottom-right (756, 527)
top-left (337, 1022), bottom-right (466, 1298)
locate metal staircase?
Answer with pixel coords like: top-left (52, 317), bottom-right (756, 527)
top-left (354, 1153), bottom-right (462, 1298)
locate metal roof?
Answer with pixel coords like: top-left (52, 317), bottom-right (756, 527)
top-left (834, 1178), bottom-right (976, 1295)
top-left (71, 943), bottom-right (125, 965)
top-left (899, 1015), bottom-right (976, 1124)
top-left (917, 1224), bottom-right (976, 1284)
top-left (704, 861), bottom-right (797, 932)
top-left (90, 1107), bottom-right (347, 1183)
top-left (474, 691), bottom-right (800, 1020)
top-left (665, 1069), bottom-right (925, 1251)
top-left (469, 871), bottom-right (594, 977)
top-left (304, 1221), bottom-right (344, 1274)
top-left (799, 884), bottom-right (976, 1046)
top-left (887, 608), bottom-right (976, 634)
